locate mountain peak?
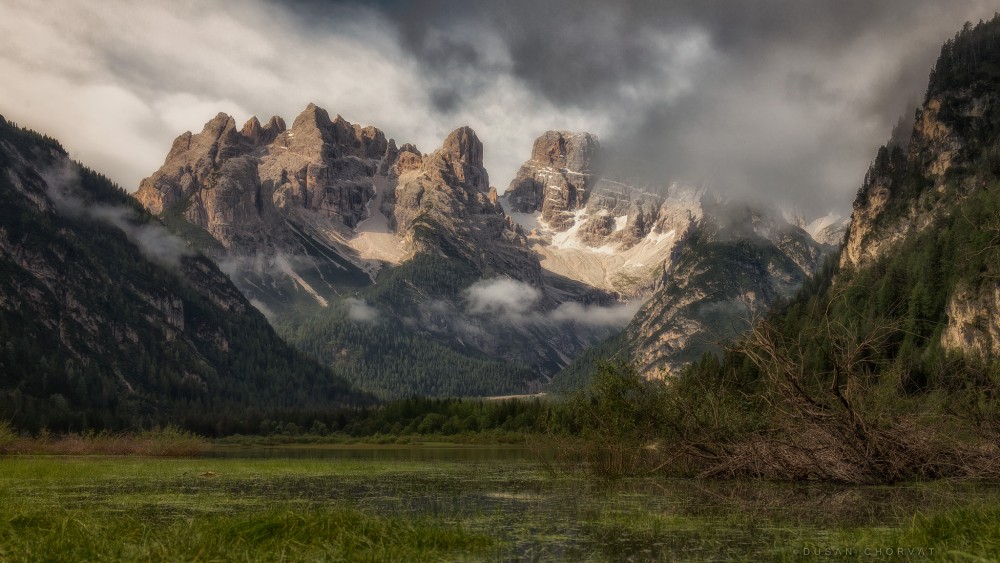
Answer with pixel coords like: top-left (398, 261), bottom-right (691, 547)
top-left (264, 115), bottom-right (286, 133)
top-left (202, 112), bottom-right (235, 134)
top-left (241, 116), bottom-right (263, 142)
top-left (292, 103), bottom-right (333, 131)
top-left (442, 126), bottom-right (483, 167)
top-left (530, 130), bottom-right (599, 173)
top-left (504, 130), bottom-right (601, 227)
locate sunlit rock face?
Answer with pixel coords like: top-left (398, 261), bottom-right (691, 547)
top-left (136, 104), bottom-right (388, 253)
top-left (136, 104), bottom-right (540, 310)
top-left (386, 126), bottom-right (541, 285)
top-left (505, 131), bottom-right (600, 230)
top-left (839, 92), bottom-right (976, 272)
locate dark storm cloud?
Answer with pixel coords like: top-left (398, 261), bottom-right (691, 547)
top-left (369, 0), bottom-right (969, 106)
top-left (3, 1), bottom-right (996, 218)
top-left (375, 0), bottom-right (692, 109)
top-left (355, 0), bottom-right (996, 214)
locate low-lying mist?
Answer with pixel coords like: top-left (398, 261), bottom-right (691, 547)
top-left (42, 161), bottom-right (193, 268)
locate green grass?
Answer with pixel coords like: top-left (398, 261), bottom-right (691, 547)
top-left (0, 503), bottom-right (491, 562)
top-left (0, 457), bottom-right (494, 562)
top-left (575, 499), bottom-right (1000, 562)
top-left (1, 453), bottom-right (998, 561)
top-left (837, 504), bottom-right (1000, 562)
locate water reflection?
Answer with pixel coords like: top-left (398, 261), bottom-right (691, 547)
top-left (205, 444), bottom-right (538, 462)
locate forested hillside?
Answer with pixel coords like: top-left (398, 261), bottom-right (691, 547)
top-left (0, 117), bottom-right (368, 432)
top-left (278, 287), bottom-right (538, 399)
top-left (738, 14), bottom-right (1000, 385)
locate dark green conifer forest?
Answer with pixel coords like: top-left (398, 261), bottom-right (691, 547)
top-left (0, 119), bottom-right (368, 433)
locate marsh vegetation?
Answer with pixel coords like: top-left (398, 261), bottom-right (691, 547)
top-left (0, 423), bottom-right (205, 456)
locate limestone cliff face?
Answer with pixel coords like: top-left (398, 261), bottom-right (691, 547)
top-left (579, 180), bottom-right (704, 251)
top-left (840, 91), bottom-right (978, 270)
top-left (941, 284), bottom-right (1000, 357)
top-left (137, 112), bottom-right (280, 218)
top-left (264, 104), bottom-right (388, 229)
top-left (389, 127), bottom-right (541, 284)
top-left (835, 16), bottom-right (1000, 362)
top-left (135, 105), bottom-right (400, 310)
top-left (502, 131), bottom-right (712, 297)
top-left (505, 131), bottom-right (600, 230)
top-left (136, 104), bottom-right (388, 256)
top-left (136, 105), bottom-right (538, 309)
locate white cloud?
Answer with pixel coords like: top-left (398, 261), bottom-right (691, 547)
top-left (0, 0), bottom-right (614, 194)
top-left (465, 277), bottom-right (640, 329)
top-left (42, 161), bottom-right (193, 268)
top-left (465, 278), bottom-right (541, 316)
top-left (548, 301), bottom-right (643, 327)
top-left (345, 297), bottom-right (378, 322)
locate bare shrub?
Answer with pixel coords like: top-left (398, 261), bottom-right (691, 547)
top-left (715, 290), bottom-right (1000, 483)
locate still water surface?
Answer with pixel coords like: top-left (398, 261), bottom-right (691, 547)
top-left (206, 443), bottom-right (538, 462)
top-left (201, 444), bottom-right (1000, 560)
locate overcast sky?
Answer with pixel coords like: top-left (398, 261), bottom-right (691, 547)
top-left (1, 1), bottom-right (995, 216)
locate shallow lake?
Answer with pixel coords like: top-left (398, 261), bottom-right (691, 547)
top-left (200, 444), bottom-right (1000, 560)
top-left (205, 443), bottom-right (540, 462)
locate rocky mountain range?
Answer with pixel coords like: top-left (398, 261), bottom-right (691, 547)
top-left (581, 15), bottom-right (1000, 384)
top-left (503, 131), bottom-right (706, 297)
top-left (134, 103), bottom-right (840, 397)
top-left (1, 9), bottom-right (997, 446)
top-left (135, 104), bottom-right (540, 313)
top-left (499, 130), bottom-right (831, 386)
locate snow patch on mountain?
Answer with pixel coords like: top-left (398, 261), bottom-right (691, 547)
top-left (501, 186), bottom-right (700, 296)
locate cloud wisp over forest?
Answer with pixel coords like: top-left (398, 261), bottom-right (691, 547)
top-left (2, 0), bottom-right (995, 215)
